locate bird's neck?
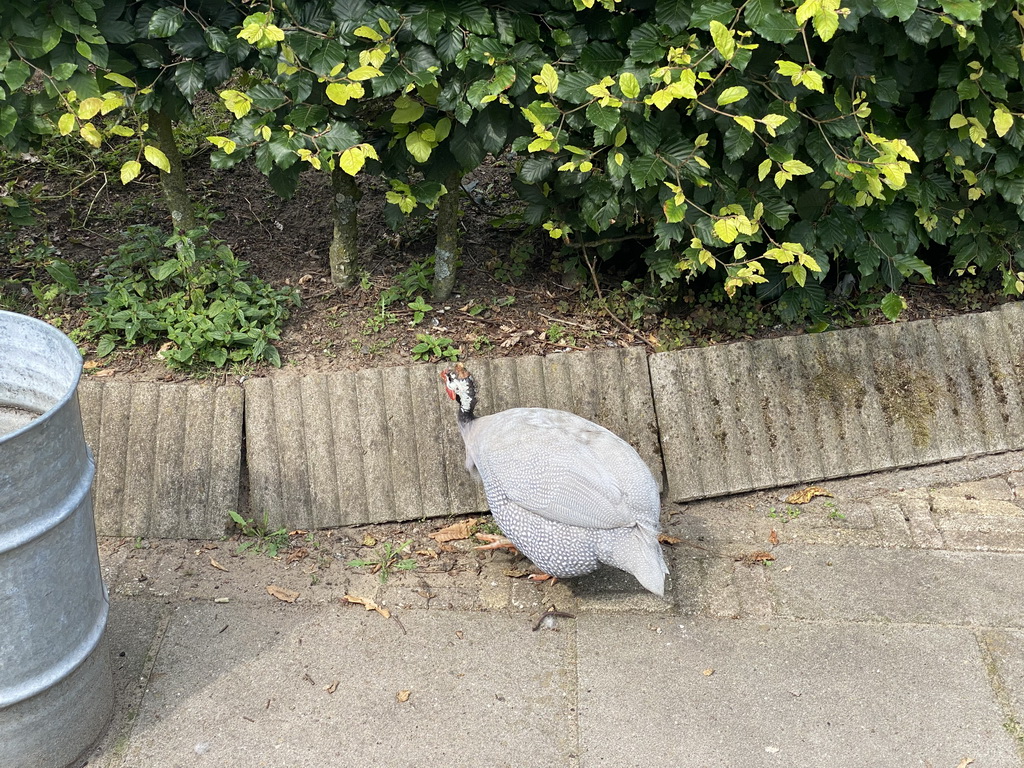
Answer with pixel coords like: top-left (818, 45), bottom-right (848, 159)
top-left (456, 396), bottom-right (477, 425)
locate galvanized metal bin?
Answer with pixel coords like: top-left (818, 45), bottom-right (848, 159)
top-left (0, 310), bottom-right (113, 767)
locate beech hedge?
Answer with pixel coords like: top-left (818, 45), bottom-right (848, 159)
top-left (3, 0), bottom-right (1024, 315)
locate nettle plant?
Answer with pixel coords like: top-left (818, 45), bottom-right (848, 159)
top-left (507, 0), bottom-right (1024, 318)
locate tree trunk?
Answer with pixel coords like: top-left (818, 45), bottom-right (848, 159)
top-left (148, 109), bottom-right (196, 233)
top-left (329, 165), bottom-right (362, 287)
top-left (432, 171), bottom-right (462, 301)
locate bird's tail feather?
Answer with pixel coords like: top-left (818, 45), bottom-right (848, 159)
top-left (605, 526), bottom-right (668, 597)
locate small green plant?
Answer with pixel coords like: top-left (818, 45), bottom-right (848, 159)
top-left (472, 335), bottom-right (494, 352)
top-left (767, 506), bottom-right (803, 523)
top-left (824, 501), bottom-right (847, 521)
top-left (228, 510), bottom-right (291, 557)
top-left (380, 256), bottom-right (434, 307)
top-left (82, 226), bottom-right (298, 368)
top-left (347, 539), bottom-right (417, 583)
top-left (407, 296), bottom-right (433, 325)
top-left (411, 333), bottom-right (459, 362)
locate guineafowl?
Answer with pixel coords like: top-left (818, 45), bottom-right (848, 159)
top-left (441, 363), bottom-right (669, 596)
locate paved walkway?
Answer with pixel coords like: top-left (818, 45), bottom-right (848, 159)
top-left (83, 451), bottom-right (1024, 768)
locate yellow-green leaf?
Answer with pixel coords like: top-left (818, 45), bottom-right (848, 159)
top-left (120, 160), bottom-right (142, 185)
top-left (713, 218), bottom-right (739, 244)
top-left (391, 94), bottom-right (425, 124)
top-left (347, 65), bottom-right (382, 81)
top-left (340, 146), bottom-right (366, 175)
top-left (330, 82), bottom-right (365, 106)
top-left (781, 159), bottom-right (813, 175)
top-left (353, 25), bottom-right (383, 40)
top-left (798, 70), bottom-right (825, 93)
top-left (949, 113), bottom-right (968, 129)
top-left (709, 20), bottom-right (735, 61)
top-left (220, 89), bottom-right (253, 118)
top-left (533, 63), bottom-right (560, 95)
top-left (733, 115), bottom-right (756, 132)
top-left (717, 86), bottom-right (748, 106)
top-left (57, 113), bottom-right (76, 136)
top-left (758, 158), bottom-right (772, 181)
top-left (79, 122), bottom-right (102, 148)
top-left (103, 72), bottom-right (136, 88)
top-left (77, 97), bottom-right (103, 120)
top-left (993, 107), bottom-right (1014, 138)
top-left (776, 60), bottom-right (803, 77)
top-left (619, 72), bottom-right (640, 99)
top-left (143, 144), bottom-right (171, 173)
top-left (207, 136), bottom-right (237, 154)
top-left (406, 130), bottom-right (432, 163)
top-left (109, 126), bottom-right (134, 138)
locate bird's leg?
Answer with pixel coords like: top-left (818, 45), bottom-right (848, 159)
top-left (474, 534), bottom-right (555, 583)
top-left (474, 533), bottom-right (518, 551)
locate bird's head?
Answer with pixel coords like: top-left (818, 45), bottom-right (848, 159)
top-left (441, 363), bottom-right (477, 417)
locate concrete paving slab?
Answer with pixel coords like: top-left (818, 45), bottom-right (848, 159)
top-left (576, 617), bottom-right (1019, 768)
top-left (245, 347), bottom-right (661, 529)
top-left (79, 381), bottom-right (243, 539)
top-left (651, 308), bottom-right (1024, 502)
top-left (769, 545), bottom-right (1024, 627)
top-left (979, 628), bottom-right (1024, 737)
top-left (111, 602), bottom-right (577, 768)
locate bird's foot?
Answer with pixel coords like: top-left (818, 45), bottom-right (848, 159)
top-left (527, 573), bottom-right (557, 585)
top-left (474, 533), bottom-right (518, 552)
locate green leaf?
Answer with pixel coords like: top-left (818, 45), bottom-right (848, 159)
top-left (392, 95), bottom-right (425, 124)
top-left (3, 61), bottom-right (31, 91)
top-left (880, 292), bottom-right (905, 321)
top-left (690, 0), bottom-right (735, 29)
top-left (174, 61), bottom-right (206, 100)
top-left (656, 0), bottom-right (692, 31)
top-left (586, 102), bottom-right (620, 132)
top-left (629, 156), bottom-right (668, 188)
top-left (149, 6), bottom-right (185, 37)
top-left (745, 0), bottom-right (800, 43)
top-left (619, 72), bottom-right (640, 100)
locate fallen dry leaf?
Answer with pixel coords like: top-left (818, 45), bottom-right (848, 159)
top-left (454, 630), bottom-right (464, 640)
top-left (91, 368), bottom-right (115, 377)
top-left (503, 568), bottom-right (530, 579)
top-left (702, 668), bottom-right (715, 676)
top-left (342, 594), bottom-right (391, 619)
top-left (396, 690), bottom-right (411, 703)
top-left (288, 530), bottom-right (308, 536)
top-left (428, 517), bottom-right (479, 543)
top-left (286, 547), bottom-right (309, 563)
top-left (324, 680), bottom-right (339, 694)
top-left (769, 529), bottom-right (779, 546)
top-left (658, 534), bottom-right (682, 545)
top-left (266, 585), bottom-right (299, 603)
top-left (786, 486), bottom-right (834, 505)
top-left (82, 360), bottom-right (102, 370)
top-left (209, 557), bottom-right (228, 572)
top-left (361, 534), bottom-right (377, 547)
top-left (415, 548), bottom-right (439, 559)
top-left (956, 760), bottom-right (974, 768)
top-left (737, 551), bottom-right (776, 566)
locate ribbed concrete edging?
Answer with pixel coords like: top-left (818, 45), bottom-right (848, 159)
top-left (79, 302), bottom-right (1023, 538)
top-left (244, 347), bottom-right (659, 530)
top-left (652, 301), bottom-right (1024, 501)
top-left (79, 381), bottom-right (242, 538)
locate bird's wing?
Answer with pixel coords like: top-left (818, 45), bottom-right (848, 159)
top-left (463, 408), bottom-right (658, 531)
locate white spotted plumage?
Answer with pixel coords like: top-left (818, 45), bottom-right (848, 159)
top-left (441, 364), bottom-right (669, 596)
